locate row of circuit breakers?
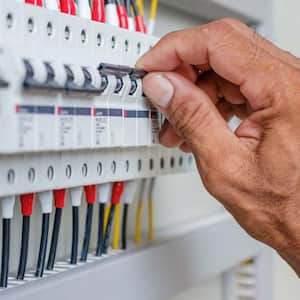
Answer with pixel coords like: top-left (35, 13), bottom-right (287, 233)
top-left (0, 1), bottom-right (160, 154)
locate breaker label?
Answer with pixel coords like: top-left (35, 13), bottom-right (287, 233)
top-left (75, 107), bottom-right (92, 148)
top-left (57, 106), bottom-right (75, 148)
top-left (16, 104), bottom-right (55, 150)
top-left (94, 108), bottom-right (109, 147)
top-left (123, 110), bottom-right (137, 146)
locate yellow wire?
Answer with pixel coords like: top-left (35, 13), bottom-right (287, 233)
top-left (112, 203), bottom-right (121, 250)
top-left (104, 204), bottom-right (111, 233)
top-left (136, 0), bottom-right (144, 16)
top-left (150, 0), bottom-right (158, 20)
top-left (148, 198), bottom-right (154, 241)
top-left (135, 200), bottom-right (143, 244)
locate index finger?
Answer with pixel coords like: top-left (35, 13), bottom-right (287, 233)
top-left (137, 19), bottom-right (284, 110)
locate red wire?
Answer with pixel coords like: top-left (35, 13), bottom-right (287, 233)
top-left (54, 189), bottom-right (67, 209)
top-left (59, 0), bottom-right (76, 15)
top-left (84, 185), bottom-right (97, 204)
top-left (116, 4), bottom-right (129, 29)
top-left (92, 0), bottom-right (106, 23)
top-left (135, 15), bottom-right (146, 33)
top-left (25, 0), bottom-right (43, 6)
top-left (111, 182), bottom-right (125, 205)
top-left (20, 194), bottom-right (35, 217)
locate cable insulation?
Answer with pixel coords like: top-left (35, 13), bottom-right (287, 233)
top-left (70, 206), bottom-right (79, 264)
top-left (80, 203), bottom-right (94, 262)
top-left (102, 205), bottom-right (116, 254)
top-left (35, 213), bottom-right (50, 277)
top-left (47, 208), bottom-right (62, 270)
top-left (121, 204), bottom-right (129, 250)
top-left (112, 203), bottom-right (121, 249)
top-left (0, 219), bottom-right (10, 287)
top-left (16, 216), bottom-right (30, 280)
top-left (96, 203), bottom-right (105, 256)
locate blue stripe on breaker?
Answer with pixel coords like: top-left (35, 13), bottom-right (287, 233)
top-left (16, 105), bottom-right (35, 114)
top-left (137, 110), bottom-right (149, 118)
top-left (75, 107), bottom-right (91, 116)
top-left (36, 106), bottom-right (55, 114)
top-left (125, 110), bottom-right (137, 118)
top-left (95, 108), bottom-right (109, 117)
top-left (109, 108), bottom-right (123, 117)
top-left (59, 107), bottom-right (75, 115)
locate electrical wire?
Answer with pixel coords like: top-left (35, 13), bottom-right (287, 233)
top-left (59, 0), bottom-right (76, 15)
top-left (130, 0), bottom-right (146, 32)
top-left (148, 178), bottom-right (155, 241)
top-left (92, 0), bottom-right (106, 23)
top-left (47, 207), bottom-right (62, 270)
top-left (47, 189), bottom-right (66, 270)
top-left (80, 203), bottom-right (94, 261)
top-left (0, 196), bottom-right (15, 288)
top-left (102, 182), bottom-right (124, 254)
top-left (17, 217), bottom-right (30, 280)
top-left (35, 213), bottom-right (50, 277)
top-left (25, 0), bottom-right (43, 6)
top-left (134, 179), bottom-right (145, 244)
top-left (17, 193), bottom-right (35, 280)
top-left (104, 0), bottom-right (119, 26)
top-left (121, 204), bottom-right (129, 250)
top-left (112, 203), bottom-right (121, 249)
top-left (96, 183), bottom-right (112, 256)
top-left (102, 205), bottom-right (115, 254)
top-left (121, 181), bottom-right (138, 250)
top-left (80, 185), bottom-right (96, 262)
top-left (70, 187), bottom-right (82, 265)
top-left (104, 204), bottom-right (111, 232)
top-left (70, 206), bottom-right (79, 264)
top-left (0, 219), bottom-right (10, 288)
top-left (115, 0), bottom-right (129, 29)
top-left (96, 203), bottom-right (105, 256)
top-left (135, 0), bottom-right (144, 16)
top-left (148, 0), bottom-right (158, 35)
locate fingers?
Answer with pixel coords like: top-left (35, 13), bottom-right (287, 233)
top-left (159, 120), bottom-right (183, 147)
top-left (137, 19), bottom-right (285, 111)
top-left (142, 71), bottom-right (240, 165)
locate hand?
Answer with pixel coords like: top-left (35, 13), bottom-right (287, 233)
top-left (137, 19), bottom-right (300, 276)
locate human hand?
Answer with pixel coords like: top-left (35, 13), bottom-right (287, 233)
top-left (137, 19), bottom-right (300, 276)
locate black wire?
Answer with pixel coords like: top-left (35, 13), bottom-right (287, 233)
top-left (102, 205), bottom-right (116, 254)
top-left (0, 219), bottom-right (10, 287)
top-left (104, 0), bottom-right (115, 4)
top-left (80, 203), bottom-right (94, 262)
top-left (125, 0), bottom-right (131, 15)
top-left (47, 208), bottom-right (62, 270)
top-left (95, 203), bottom-right (105, 257)
top-left (121, 204), bottom-right (129, 250)
top-left (35, 213), bottom-right (50, 277)
top-left (70, 206), bottom-right (79, 265)
top-left (130, 0), bottom-right (138, 16)
top-left (16, 216), bottom-right (30, 280)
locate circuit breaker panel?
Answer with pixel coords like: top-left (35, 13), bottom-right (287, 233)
top-left (0, 1), bottom-right (195, 197)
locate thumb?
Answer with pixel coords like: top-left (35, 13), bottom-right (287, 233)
top-left (142, 72), bottom-right (239, 164)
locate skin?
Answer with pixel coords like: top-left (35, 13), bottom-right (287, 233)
top-left (136, 19), bottom-right (300, 276)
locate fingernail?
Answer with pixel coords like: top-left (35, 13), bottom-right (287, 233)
top-left (143, 73), bottom-right (174, 109)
